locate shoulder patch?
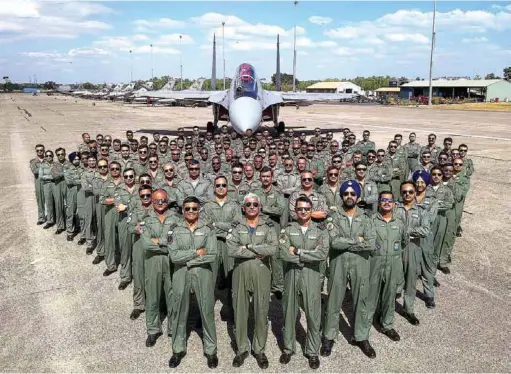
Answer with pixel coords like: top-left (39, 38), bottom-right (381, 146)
top-left (267, 221), bottom-right (274, 227)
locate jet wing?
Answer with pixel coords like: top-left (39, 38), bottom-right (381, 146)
top-left (134, 90), bottom-right (227, 103)
top-left (279, 92), bottom-right (358, 101)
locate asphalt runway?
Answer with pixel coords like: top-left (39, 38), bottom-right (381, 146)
top-left (0, 94), bottom-right (510, 372)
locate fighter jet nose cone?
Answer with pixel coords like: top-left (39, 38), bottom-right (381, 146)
top-left (229, 97), bottom-right (262, 134)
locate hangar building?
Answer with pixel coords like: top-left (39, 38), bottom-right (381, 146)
top-left (306, 81), bottom-right (363, 94)
top-left (400, 79), bottom-right (511, 101)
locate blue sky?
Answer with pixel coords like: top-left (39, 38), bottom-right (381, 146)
top-left (1, 1), bottom-right (510, 84)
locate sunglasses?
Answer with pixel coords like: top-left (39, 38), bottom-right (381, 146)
top-left (57, 153), bottom-right (65, 156)
top-left (244, 202), bottom-right (259, 208)
top-left (232, 171), bottom-right (243, 174)
top-left (215, 183), bottom-right (227, 188)
top-left (189, 167), bottom-right (200, 171)
top-left (332, 160), bottom-right (342, 163)
top-left (301, 178), bottom-right (313, 182)
top-left (367, 155), bottom-right (376, 159)
top-left (431, 172), bottom-right (442, 176)
top-left (285, 163), bottom-right (293, 167)
top-left (101, 148), bottom-right (109, 151)
top-left (454, 163), bottom-right (463, 166)
top-left (343, 192), bottom-right (357, 197)
top-left (184, 206), bottom-right (199, 212)
top-left (150, 147), bottom-right (157, 150)
top-left (401, 190), bottom-right (414, 195)
top-left (110, 167), bottom-right (120, 171)
top-left (212, 162), bottom-right (221, 165)
top-left (423, 155), bottom-right (431, 158)
top-left (379, 198), bottom-right (394, 203)
top-left (164, 168), bottom-right (174, 172)
top-left (328, 173), bottom-right (339, 177)
top-left (149, 160), bottom-right (158, 164)
top-left (356, 168), bottom-right (367, 171)
top-left (98, 165), bottom-right (108, 169)
top-left (139, 193), bottom-right (152, 199)
top-left (377, 154), bottom-right (385, 157)
top-left (153, 199), bottom-right (168, 204)
top-left (123, 174), bottom-right (134, 179)
top-left (45, 154), bottom-right (53, 157)
top-left (389, 146), bottom-right (397, 149)
top-left (296, 207), bottom-right (312, 212)
top-left (140, 179), bottom-right (151, 184)
top-left (139, 150), bottom-right (147, 154)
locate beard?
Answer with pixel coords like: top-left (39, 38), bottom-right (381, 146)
top-left (343, 198), bottom-right (356, 208)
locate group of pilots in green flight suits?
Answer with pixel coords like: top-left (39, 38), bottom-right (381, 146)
top-left (29, 129), bottom-right (473, 370)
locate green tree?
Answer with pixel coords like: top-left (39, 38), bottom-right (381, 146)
top-left (474, 74), bottom-right (482, 80)
top-left (485, 73), bottom-right (501, 79)
top-left (43, 81), bottom-right (57, 89)
top-left (82, 82), bottom-right (96, 90)
top-left (504, 66), bottom-right (511, 80)
top-left (271, 73), bottom-right (298, 86)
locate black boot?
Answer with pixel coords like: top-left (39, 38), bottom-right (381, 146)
top-left (67, 234), bottom-right (73, 242)
top-left (354, 340), bottom-right (376, 358)
top-left (320, 339), bottom-right (334, 357)
top-left (145, 332), bottom-right (162, 347)
top-left (381, 328), bottom-right (400, 341)
top-left (77, 238), bottom-right (86, 245)
top-left (130, 309), bottom-right (143, 320)
top-left (404, 313), bottom-right (420, 325)
top-left (279, 352), bottom-right (293, 364)
top-left (205, 354), bottom-right (218, 369)
top-left (232, 352), bottom-right (249, 367)
top-left (308, 356), bottom-right (320, 369)
top-left (92, 255), bottom-right (104, 265)
top-left (168, 352), bottom-right (185, 368)
top-left (425, 297), bottom-right (436, 309)
top-left (254, 353), bottom-right (269, 369)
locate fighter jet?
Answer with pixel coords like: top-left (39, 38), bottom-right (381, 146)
top-left (133, 35), bottom-right (357, 134)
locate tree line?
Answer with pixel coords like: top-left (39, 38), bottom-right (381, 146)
top-left (2, 66), bottom-right (510, 92)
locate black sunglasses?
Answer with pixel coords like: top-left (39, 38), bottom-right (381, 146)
top-left (244, 202), bottom-right (259, 208)
top-left (215, 183), bottom-right (227, 188)
top-left (302, 178), bottom-right (313, 182)
top-left (184, 206), bottom-right (199, 212)
top-left (296, 207), bottom-right (311, 212)
top-left (110, 167), bottom-right (120, 171)
top-left (139, 193), bottom-right (152, 199)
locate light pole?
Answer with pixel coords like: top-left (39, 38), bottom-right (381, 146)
top-left (222, 22), bottom-right (226, 90)
top-left (428, 0), bottom-right (436, 106)
top-left (179, 35), bottom-right (183, 90)
top-left (292, 1), bottom-right (298, 92)
top-left (129, 50), bottom-right (133, 82)
top-left (150, 44), bottom-right (154, 82)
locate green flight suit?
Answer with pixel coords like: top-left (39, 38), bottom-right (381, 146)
top-left (51, 161), bottom-right (70, 231)
top-left (253, 186), bottom-right (286, 294)
top-left (394, 202), bottom-right (429, 315)
top-left (81, 169), bottom-right (98, 247)
top-left (430, 183), bottom-right (455, 270)
top-left (437, 180), bottom-right (459, 267)
top-left (140, 210), bottom-right (177, 335)
top-left (99, 179), bottom-right (123, 272)
top-left (64, 164), bottom-right (82, 235)
top-left (363, 214), bottom-right (407, 334)
top-left (168, 220), bottom-right (218, 355)
top-left (127, 199), bottom-right (153, 311)
top-left (384, 155), bottom-right (406, 198)
top-left (307, 157), bottom-right (325, 187)
top-left (404, 142), bottom-right (421, 176)
top-left (227, 218), bottom-right (278, 355)
top-left (417, 189), bottom-right (439, 300)
top-left (177, 177), bottom-right (213, 206)
top-left (355, 140), bottom-right (375, 158)
top-left (368, 162), bottom-right (392, 193)
top-left (30, 158), bottom-right (46, 223)
top-left (279, 221), bottom-right (329, 357)
top-left (92, 176), bottom-right (109, 257)
top-left (203, 198), bottom-right (242, 286)
top-left (323, 207), bottom-right (375, 343)
top-left (453, 172), bottom-right (470, 232)
top-left (116, 183), bottom-right (140, 282)
top-left (40, 161), bottom-right (56, 225)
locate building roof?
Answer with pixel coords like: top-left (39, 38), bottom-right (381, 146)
top-left (375, 87), bottom-right (401, 92)
top-left (401, 79), bottom-right (505, 88)
top-left (306, 81), bottom-right (355, 89)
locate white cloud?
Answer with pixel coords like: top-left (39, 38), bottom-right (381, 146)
top-left (155, 34), bottom-right (195, 45)
top-left (132, 34), bottom-right (149, 41)
top-left (385, 33), bottom-right (429, 44)
top-left (462, 36), bottom-right (489, 43)
top-left (130, 45), bottom-right (180, 55)
top-left (133, 18), bottom-right (186, 32)
top-left (333, 47), bottom-right (375, 56)
top-left (21, 51), bottom-right (62, 59)
top-left (190, 12), bottom-right (246, 27)
top-left (308, 16), bottom-right (332, 25)
top-left (68, 48), bottom-right (113, 56)
top-left (0, 1), bottom-right (112, 41)
top-left (0, 0), bottom-right (39, 17)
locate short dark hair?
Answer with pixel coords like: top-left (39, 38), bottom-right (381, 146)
top-left (400, 181), bottom-right (415, 190)
top-left (183, 196), bottom-right (200, 206)
top-left (379, 190), bottom-right (394, 199)
top-left (139, 184), bottom-right (152, 193)
top-left (189, 159), bottom-right (200, 166)
top-left (123, 168), bottom-right (135, 175)
top-left (259, 166), bottom-right (272, 175)
top-left (296, 196), bottom-right (312, 208)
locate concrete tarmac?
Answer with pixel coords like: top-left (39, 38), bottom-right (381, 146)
top-left (0, 94), bottom-right (510, 372)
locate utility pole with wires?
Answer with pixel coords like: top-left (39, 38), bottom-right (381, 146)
top-left (292, 1), bottom-right (298, 92)
top-left (428, 0), bottom-right (437, 106)
top-left (222, 21), bottom-right (226, 90)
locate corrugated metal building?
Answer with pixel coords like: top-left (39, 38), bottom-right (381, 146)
top-left (400, 79), bottom-right (511, 101)
top-left (306, 81), bottom-right (363, 94)
top-left (375, 87), bottom-right (401, 96)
